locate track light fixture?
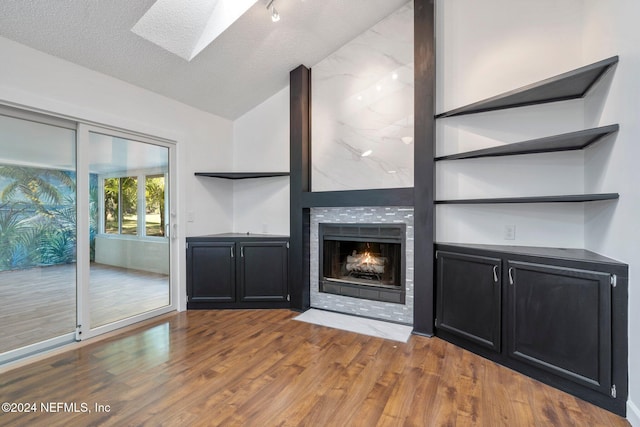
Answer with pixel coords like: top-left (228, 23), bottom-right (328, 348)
top-left (266, 0), bottom-right (280, 22)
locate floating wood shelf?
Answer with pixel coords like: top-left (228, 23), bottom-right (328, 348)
top-left (195, 172), bottom-right (290, 180)
top-left (435, 56), bottom-right (619, 119)
top-left (435, 124), bottom-right (619, 161)
top-left (435, 193), bottom-right (619, 205)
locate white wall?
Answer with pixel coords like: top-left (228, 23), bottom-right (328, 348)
top-left (581, 0), bottom-right (640, 423)
top-left (232, 86), bottom-right (290, 235)
top-left (95, 237), bottom-right (169, 275)
top-left (436, 0), bottom-right (585, 113)
top-left (435, 0), bottom-right (587, 248)
top-left (0, 36), bottom-right (235, 311)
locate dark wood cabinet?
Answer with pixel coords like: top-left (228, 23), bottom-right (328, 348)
top-left (238, 240), bottom-right (288, 303)
top-left (435, 243), bottom-right (628, 416)
top-left (187, 234), bottom-right (289, 309)
top-left (435, 251), bottom-right (501, 352)
top-left (508, 260), bottom-right (612, 395)
top-left (188, 241), bottom-right (236, 303)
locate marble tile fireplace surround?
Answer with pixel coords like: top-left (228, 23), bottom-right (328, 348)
top-left (310, 206), bottom-right (414, 324)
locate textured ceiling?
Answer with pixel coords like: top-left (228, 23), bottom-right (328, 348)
top-left (0, 0), bottom-right (410, 120)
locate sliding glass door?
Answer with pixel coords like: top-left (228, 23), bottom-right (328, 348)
top-left (0, 108), bottom-right (176, 363)
top-left (0, 108), bottom-right (78, 361)
top-left (78, 126), bottom-right (174, 338)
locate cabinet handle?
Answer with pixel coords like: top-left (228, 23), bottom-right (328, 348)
top-left (493, 265), bottom-right (498, 283)
top-left (508, 267), bottom-right (514, 285)
top-left (231, 246), bottom-right (234, 258)
top-left (241, 246), bottom-right (244, 258)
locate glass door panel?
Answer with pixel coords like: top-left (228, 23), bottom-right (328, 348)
top-left (88, 131), bottom-right (170, 328)
top-left (0, 111), bottom-right (77, 357)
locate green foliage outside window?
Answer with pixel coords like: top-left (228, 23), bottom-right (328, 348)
top-left (103, 175), bottom-right (165, 237)
top-left (0, 165), bottom-right (97, 271)
top-left (0, 164), bottom-right (166, 272)
top-left (145, 176), bottom-right (165, 237)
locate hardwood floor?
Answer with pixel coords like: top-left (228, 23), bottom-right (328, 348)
top-left (0, 263), bottom-right (169, 354)
top-left (0, 310), bottom-right (629, 426)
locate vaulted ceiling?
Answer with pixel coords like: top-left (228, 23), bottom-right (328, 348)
top-left (0, 0), bottom-right (410, 120)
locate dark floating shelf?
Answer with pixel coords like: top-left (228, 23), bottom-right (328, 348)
top-left (435, 124), bottom-right (619, 161)
top-left (435, 193), bottom-right (619, 205)
top-left (436, 56), bottom-right (619, 119)
top-left (195, 172), bottom-right (290, 180)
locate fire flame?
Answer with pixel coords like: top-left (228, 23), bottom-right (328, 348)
top-left (345, 250), bottom-right (386, 275)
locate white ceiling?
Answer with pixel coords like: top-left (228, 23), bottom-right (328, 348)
top-left (0, 0), bottom-right (410, 120)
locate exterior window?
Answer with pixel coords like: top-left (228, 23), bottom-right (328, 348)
top-left (145, 175), bottom-right (165, 237)
top-left (104, 177), bottom-right (119, 234)
top-left (121, 177), bottom-right (137, 235)
top-left (102, 174), bottom-right (165, 237)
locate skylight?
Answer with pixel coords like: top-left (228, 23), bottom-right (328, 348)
top-left (132, 0), bottom-right (259, 61)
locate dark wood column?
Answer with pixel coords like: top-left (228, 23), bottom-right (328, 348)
top-left (288, 1), bottom-right (435, 323)
top-left (413, 0), bottom-right (436, 336)
top-left (289, 65), bottom-right (311, 310)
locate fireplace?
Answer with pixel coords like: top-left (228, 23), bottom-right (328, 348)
top-left (319, 223), bottom-right (405, 304)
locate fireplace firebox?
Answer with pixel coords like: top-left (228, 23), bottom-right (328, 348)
top-left (319, 223), bottom-right (405, 304)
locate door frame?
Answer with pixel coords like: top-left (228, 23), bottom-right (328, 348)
top-left (0, 105), bottom-right (78, 364)
top-left (77, 124), bottom-right (178, 340)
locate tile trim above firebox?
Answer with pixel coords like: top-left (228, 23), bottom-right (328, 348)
top-left (310, 206), bottom-right (414, 325)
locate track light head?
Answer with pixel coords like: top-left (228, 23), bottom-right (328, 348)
top-left (266, 0), bottom-right (280, 22)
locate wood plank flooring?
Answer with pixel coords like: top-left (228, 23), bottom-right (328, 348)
top-left (0, 263), bottom-right (169, 354)
top-left (0, 310), bottom-right (630, 426)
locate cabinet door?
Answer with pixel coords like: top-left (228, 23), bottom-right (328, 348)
top-left (187, 241), bottom-right (236, 302)
top-left (436, 251), bottom-right (502, 351)
top-left (238, 241), bottom-right (288, 302)
top-left (507, 261), bottom-right (611, 394)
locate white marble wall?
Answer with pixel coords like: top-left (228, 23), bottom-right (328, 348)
top-left (311, 2), bottom-right (414, 191)
top-left (310, 207), bottom-right (414, 325)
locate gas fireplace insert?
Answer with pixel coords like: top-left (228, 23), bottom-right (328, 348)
top-left (319, 223), bottom-right (405, 304)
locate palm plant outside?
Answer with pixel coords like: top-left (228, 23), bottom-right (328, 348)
top-left (0, 165), bottom-right (81, 270)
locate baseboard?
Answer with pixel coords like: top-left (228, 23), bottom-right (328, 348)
top-left (628, 400), bottom-right (640, 426)
top-left (411, 330), bottom-right (434, 338)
